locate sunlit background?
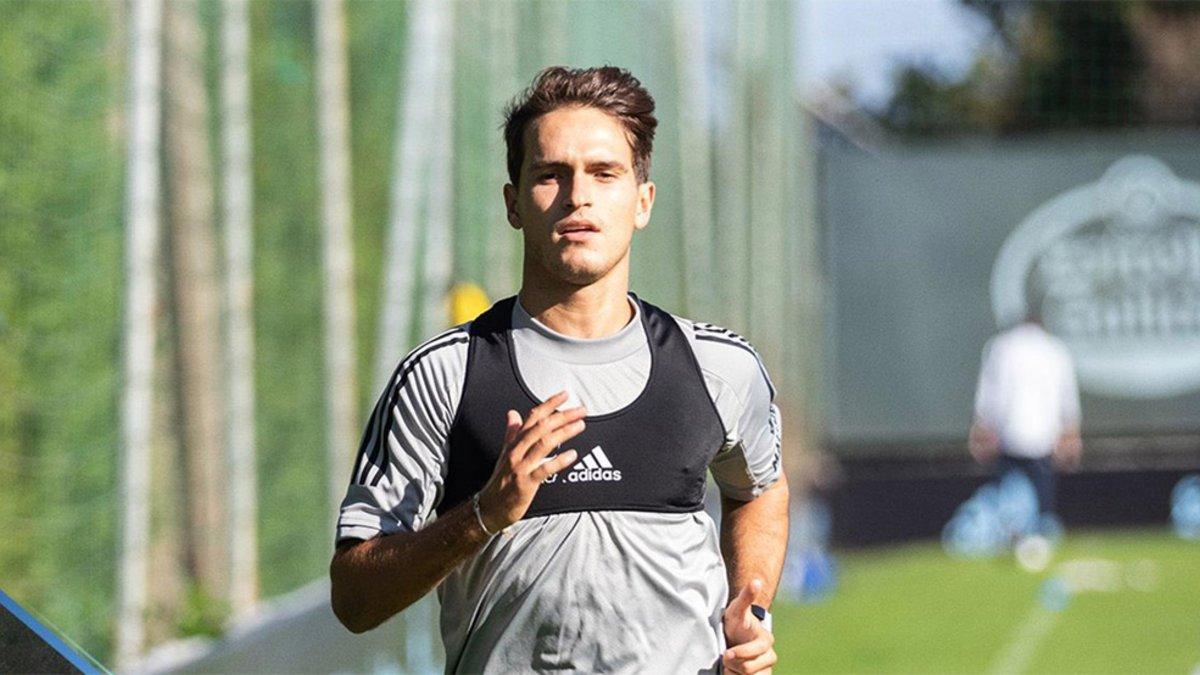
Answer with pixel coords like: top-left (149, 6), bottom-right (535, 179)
top-left (2, 0), bottom-right (1199, 672)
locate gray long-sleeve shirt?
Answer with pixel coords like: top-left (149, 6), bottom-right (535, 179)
top-left (337, 296), bottom-right (782, 673)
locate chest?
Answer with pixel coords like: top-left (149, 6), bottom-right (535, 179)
top-left (438, 299), bottom-right (725, 517)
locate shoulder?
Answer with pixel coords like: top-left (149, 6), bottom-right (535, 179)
top-left (672, 315), bottom-right (776, 401)
top-left (383, 324), bottom-right (472, 396)
top-left (987, 327), bottom-right (1026, 358)
top-left (981, 334), bottom-right (1002, 361)
top-left (1044, 333), bottom-right (1075, 367)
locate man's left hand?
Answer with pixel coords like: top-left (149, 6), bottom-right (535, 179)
top-left (722, 578), bottom-right (776, 675)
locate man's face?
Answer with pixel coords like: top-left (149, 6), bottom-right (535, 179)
top-left (504, 105), bottom-right (655, 287)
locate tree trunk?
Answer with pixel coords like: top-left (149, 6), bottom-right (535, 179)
top-left (314, 0), bottom-right (359, 522)
top-left (117, 0), bottom-right (163, 665)
top-left (375, 0), bottom-right (453, 387)
top-left (221, 0), bottom-right (259, 618)
top-left (163, 0), bottom-right (229, 611)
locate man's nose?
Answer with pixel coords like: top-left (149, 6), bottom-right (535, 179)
top-left (565, 173), bottom-right (593, 210)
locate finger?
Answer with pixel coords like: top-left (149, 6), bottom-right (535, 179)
top-left (523, 417), bottom-right (587, 465)
top-left (503, 410), bottom-right (522, 448)
top-left (521, 391), bottom-right (571, 431)
top-left (726, 635), bottom-right (773, 660)
top-left (721, 653), bottom-right (757, 675)
top-left (724, 648), bottom-right (777, 675)
top-left (726, 579), bottom-right (759, 618)
top-left (722, 659), bottom-right (748, 675)
top-left (739, 650), bottom-right (777, 675)
top-left (531, 449), bottom-right (578, 482)
top-left (511, 406), bottom-right (586, 461)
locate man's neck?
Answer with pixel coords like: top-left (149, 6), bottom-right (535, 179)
top-left (518, 265), bottom-right (634, 339)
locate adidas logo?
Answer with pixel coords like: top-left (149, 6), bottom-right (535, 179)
top-left (546, 446), bottom-right (622, 484)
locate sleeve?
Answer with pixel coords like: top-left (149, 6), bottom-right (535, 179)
top-left (336, 330), bottom-right (467, 544)
top-left (694, 329), bottom-right (783, 502)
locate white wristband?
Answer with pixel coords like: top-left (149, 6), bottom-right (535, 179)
top-left (471, 493), bottom-right (495, 537)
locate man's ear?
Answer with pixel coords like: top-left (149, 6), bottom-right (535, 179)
top-left (634, 181), bottom-right (655, 231)
top-left (503, 183), bottom-right (521, 230)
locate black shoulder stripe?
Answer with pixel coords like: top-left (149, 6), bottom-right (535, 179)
top-left (413, 326), bottom-right (470, 355)
top-left (693, 334), bottom-right (777, 400)
top-left (353, 332), bottom-right (469, 486)
top-left (351, 329), bottom-right (468, 485)
top-left (694, 324), bottom-right (750, 344)
top-left (357, 333), bottom-right (469, 486)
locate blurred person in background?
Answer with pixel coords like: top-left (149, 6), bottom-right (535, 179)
top-left (329, 66), bottom-right (788, 674)
top-left (970, 310), bottom-right (1083, 519)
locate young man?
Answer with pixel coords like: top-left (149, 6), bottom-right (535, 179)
top-left (331, 66), bottom-right (788, 674)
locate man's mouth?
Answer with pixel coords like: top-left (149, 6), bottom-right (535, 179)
top-left (556, 221), bottom-right (599, 241)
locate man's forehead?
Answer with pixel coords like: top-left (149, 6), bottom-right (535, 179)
top-left (525, 106), bottom-right (635, 164)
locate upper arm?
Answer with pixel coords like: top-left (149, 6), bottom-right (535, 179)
top-left (336, 329), bottom-right (469, 544)
top-left (688, 321), bottom-right (783, 502)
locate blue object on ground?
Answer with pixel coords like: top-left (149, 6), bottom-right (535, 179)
top-left (943, 470), bottom-right (1043, 558)
top-left (779, 499), bottom-right (838, 603)
top-left (997, 470), bottom-right (1039, 539)
top-left (799, 550), bottom-right (839, 603)
top-left (1038, 577), bottom-right (1071, 611)
top-left (1170, 474), bottom-right (1200, 540)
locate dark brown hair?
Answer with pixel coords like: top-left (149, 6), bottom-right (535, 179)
top-left (503, 66), bottom-right (657, 185)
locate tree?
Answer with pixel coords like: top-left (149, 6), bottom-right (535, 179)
top-left (163, 0), bottom-right (229, 619)
top-left (873, 1), bottom-right (1200, 136)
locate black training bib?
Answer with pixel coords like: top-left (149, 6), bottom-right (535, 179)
top-left (437, 295), bottom-right (725, 518)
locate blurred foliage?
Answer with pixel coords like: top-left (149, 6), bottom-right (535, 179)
top-left (175, 582), bottom-right (230, 640)
top-left (876, 1), bottom-right (1200, 136)
top-left (247, 0), bottom-right (329, 603)
top-left (0, 0), bottom-right (123, 662)
top-left (0, 0), bottom-right (812, 665)
top-left (250, 0), bottom-right (407, 600)
top-left (0, 0), bottom-right (452, 660)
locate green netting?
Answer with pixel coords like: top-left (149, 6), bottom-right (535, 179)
top-left (0, 1), bottom-right (817, 663)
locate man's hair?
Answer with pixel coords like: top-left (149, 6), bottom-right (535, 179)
top-left (503, 66), bottom-right (657, 185)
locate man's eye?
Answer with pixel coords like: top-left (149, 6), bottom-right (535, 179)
top-left (537, 173), bottom-right (558, 183)
top-left (597, 172), bottom-right (617, 181)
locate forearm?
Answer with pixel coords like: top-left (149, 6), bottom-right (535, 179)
top-left (330, 499), bottom-right (490, 632)
top-left (720, 475), bottom-right (789, 608)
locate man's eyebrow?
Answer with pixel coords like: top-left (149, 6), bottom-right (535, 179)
top-left (586, 160), bottom-right (626, 172)
top-left (527, 159), bottom-right (629, 173)
top-left (527, 160), bottom-right (570, 172)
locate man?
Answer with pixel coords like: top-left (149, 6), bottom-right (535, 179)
top-left (331, 66), bottom-right (788, 674)
top-left (970, 312), bottom-right (1082, 518)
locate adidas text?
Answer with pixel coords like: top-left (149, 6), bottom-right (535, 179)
top-left (545, 445), bottom-right (622, 484)
top-left (565, 467), bottom-right (622, 483)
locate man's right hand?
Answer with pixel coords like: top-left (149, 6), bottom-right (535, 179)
top-left (968, 422), bottom-right (999, 464)
top-left (1053, 427), bottom-right (1082, 472)
top-left (331, 392), bottom-right (587, 633)
top-left (476, 391), bottom-right (587, 533)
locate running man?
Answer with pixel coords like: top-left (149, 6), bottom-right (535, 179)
top-left (331, 66), bottom-right (789, 674)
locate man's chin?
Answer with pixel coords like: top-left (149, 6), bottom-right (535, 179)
top-left (531, 247), bottom-right (620, 287)
top-left (551, 259), bottom-right (610, 286)
top-left (557, 266), bottom-right (607, 286)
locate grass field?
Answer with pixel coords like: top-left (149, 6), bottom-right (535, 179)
top-left (772, 529), bottom-right (1200, 674)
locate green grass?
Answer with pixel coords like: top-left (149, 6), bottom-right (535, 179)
top-left (773, 529), bottom-right (1200, 674)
